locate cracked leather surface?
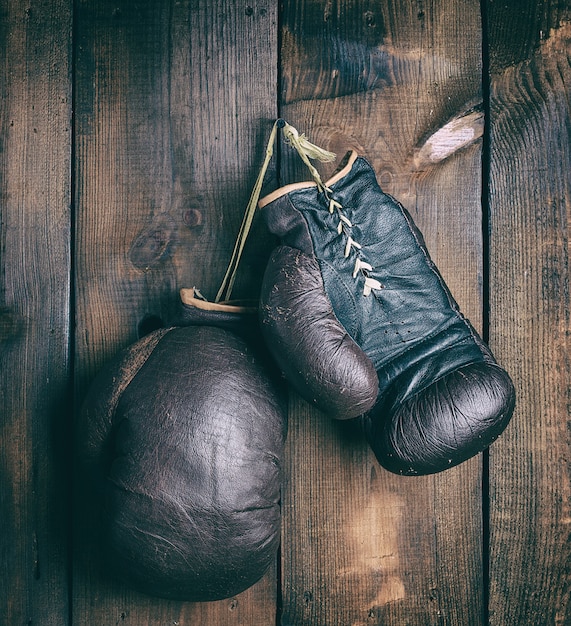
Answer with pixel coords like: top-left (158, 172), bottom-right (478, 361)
top-left (78, 304), bottom-right (286, 600)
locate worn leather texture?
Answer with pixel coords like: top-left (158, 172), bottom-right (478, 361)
top-left (78, 308), bottom-right (286, 600)
top-left (261, 244), bottom-right (379, 418)
top-left (260, 153), bottom-right (515, 475)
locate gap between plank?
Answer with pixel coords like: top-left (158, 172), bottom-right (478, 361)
top-left (480, 0), bottom-right (492, 623)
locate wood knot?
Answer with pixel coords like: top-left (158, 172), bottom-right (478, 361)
top-left (129, 214), bottom-right (175, 270)
top-left (182, 208), bottom-right (203, 229)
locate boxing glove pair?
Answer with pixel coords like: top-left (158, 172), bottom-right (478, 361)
top-left (79, 120), bottom-right (515, 601)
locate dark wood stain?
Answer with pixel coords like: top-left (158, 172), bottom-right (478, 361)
top-left (487, 8), bottom-right (571, 626)
top-left (1, 0), bottom-right (570, 624)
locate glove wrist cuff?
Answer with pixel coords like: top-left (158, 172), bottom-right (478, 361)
top-left (175, 287), bottom-right (258, 335)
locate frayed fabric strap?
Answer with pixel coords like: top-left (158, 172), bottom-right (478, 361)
top-left (280, 122), bottom-right (336, 192)
top-left (215, 119), bottom-right (336, 302)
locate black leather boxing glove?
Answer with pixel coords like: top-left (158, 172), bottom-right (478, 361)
top-left (259, 147), bottom-right (515, 476)
top-left (78, 292), bottom-right (286, 600)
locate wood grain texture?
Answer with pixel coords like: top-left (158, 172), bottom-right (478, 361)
top-left (4, 2), bottom-right (570, 623)
top-left (0, 1), bottom-right (72, 624)
top-left (487, 3), bottom-right (571, 623)
top-left (73, 0), bottom-right (278, 623)
top-left (279, 1), bottom-right (486, 623)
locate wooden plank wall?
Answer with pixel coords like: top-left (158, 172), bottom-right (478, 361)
top-left (0, 1), bottom-right (72, 624)
top-left (0, 1), bottom-right (569, 624)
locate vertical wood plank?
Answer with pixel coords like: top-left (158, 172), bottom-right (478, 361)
top-left (487, 2), bottom-right (571, 624)
top-left (73, 0), bottom-right (278, 623)
top-left (279, 1), bottom-right (486, 624)
top-left (0, 1), bottom-right (72, 624)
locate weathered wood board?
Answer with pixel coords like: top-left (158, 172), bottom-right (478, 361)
top-left (279, 1), bottom-right (486, 624)
top-left (73, 0), bottom-right (278, 623)
top-left (0, 1), bottom-right (72, 624)
top-left (487, 1), bottom-right (571, 624)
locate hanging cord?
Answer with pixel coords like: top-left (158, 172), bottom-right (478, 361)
top-left (280, 121), bottom-right (336, 192)
top-left (214, 119), bottom-right (336, 303)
